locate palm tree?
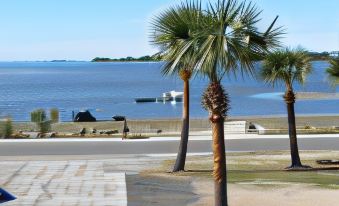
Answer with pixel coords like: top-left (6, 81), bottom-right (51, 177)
top-left (327, 57), bottom-right (339, 86)
top-left (152, 0), bottom-right (281, 205)
top-left (261, 48), bottom-right (312, 169)
top-left (150, 2), bottom-right (203, 172)
top-left (193, 1), bottom-right (281, 205)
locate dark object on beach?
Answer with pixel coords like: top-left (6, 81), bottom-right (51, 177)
top-left (80, 128), bottom-right (86, 136)
top-left (157, 129), bottom-right (162, 134)
top-left (122, 119), bottom-right (129, 139)
top-left (249, 122), bottom-right (256, 130)
top-left (123, 124), bottom-right (129, 133)
top-left (99, 130), bottom-right (119, 135)
top-left (316, 160), bottom-right (339, 165)
top-left (123, 127), bottom-right (129, 133)
top-left (74, 110), bottom-right (96, 122)
top-left (112, 116), bottom-right (126, 121)
top-left (0, 188), bottom-right (16, 203)
top-left (104, 130), bottom-right (117, 135)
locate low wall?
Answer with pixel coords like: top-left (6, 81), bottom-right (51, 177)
top-left (240, 116), bottom-right (339, 129)
top-left (12, 119), bottom-right (211, 134)
top-left (258, 128), bottom-right (339, 135)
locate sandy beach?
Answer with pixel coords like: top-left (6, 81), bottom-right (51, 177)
top-left (296, 92), bottom-right (339, 100)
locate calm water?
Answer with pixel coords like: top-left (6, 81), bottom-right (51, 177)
top-left (0, 61), bottom-right (337, 121)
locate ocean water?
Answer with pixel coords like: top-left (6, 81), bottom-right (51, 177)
top-left (0, 61), bottom-right (337, 121)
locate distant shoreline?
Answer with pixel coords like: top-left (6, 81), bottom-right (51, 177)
top-left (91, 55), bottom-right (161, 62)
top-left (91, 60), bottom-right (161, 63)
top-left (296, 92), bottom-right (339, 100)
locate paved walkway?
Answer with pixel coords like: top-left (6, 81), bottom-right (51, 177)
top-left (0, 160), bottom-right (127, 206)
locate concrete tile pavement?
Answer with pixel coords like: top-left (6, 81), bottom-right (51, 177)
top-left (0, 160), bottom-right (127, 206)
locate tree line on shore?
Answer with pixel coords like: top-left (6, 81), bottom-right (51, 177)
top-left (91, 54), bottom-right (162, 62)
top-left (92, 52), bottom-right (335, 63)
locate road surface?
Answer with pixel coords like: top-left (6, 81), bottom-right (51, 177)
top-left (1, 134), bottom-right (339, 156)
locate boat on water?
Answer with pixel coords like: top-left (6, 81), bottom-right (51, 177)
top-left (135, 90), bottom-right (183, 103)
top-left (135, 97), bottom-right (157, 103)
top-left (162, 90), bottom-right (183, 98)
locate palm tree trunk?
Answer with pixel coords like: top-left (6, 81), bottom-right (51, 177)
top-left (211, 114), bottom-right (227, 206)
top-left (284, 90), bottom-right (302, 168)
top-left (202, 82), bottom-right (229, 205)
top-left (173, 77), bottom-right (190, 172)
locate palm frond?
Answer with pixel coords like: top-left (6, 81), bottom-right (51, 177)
top-left (150, 0), bottom-right (283, 81)
top-left (150, 0), bottom-right (204, 76)
top-left (191, 0), bottom-right (283, 82)
top-left (261, 47), bottom-right (312, 89)
top-left (326, 57), bottom-right (339, 86)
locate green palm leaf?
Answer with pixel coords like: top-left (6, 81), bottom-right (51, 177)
top-left (327, 57), bottom-right (339, 86)
top-left (260, 47), bottom-right (312, 89)
top-left (150, 1), bottom-right (204, 76)
top-left (191, 0), bottom-right (284, 82)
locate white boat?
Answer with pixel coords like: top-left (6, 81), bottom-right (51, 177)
top-left (135, 90), bottom-right (183, 104)
top-left (162, 90), bottom-right (183, 104)
top-left (162, 90), bottom-right (183, 98)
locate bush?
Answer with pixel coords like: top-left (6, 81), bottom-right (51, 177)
top-left (39, 121), bottom-right (51, 133)
top-left (31, 109), bottom-right (52, 133)
top-left (31, 109), bottom-right (47, 123)
top-left (4, 118), bottom-right (13, 138)
top-left (0, 118), bottom-right (13, 138)
top-left (50, 108), bottom-right (59, 123)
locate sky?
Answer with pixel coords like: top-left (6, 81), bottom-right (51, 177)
top-left (0, 0), bottom-right (338, 61)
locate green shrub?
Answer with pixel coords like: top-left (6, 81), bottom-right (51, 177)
top-left (31, 109), bottom-right (47, 123)
top-left (0, 118), bottom-right (13, 138)
top-left (4, 118), bottom-right (13, 138)
top-left (50, 108), bottom-right (59, 123)
top-left (39, 121), bottom-right (51, 133)
top-left (31, 109), bottom-right (52, 133)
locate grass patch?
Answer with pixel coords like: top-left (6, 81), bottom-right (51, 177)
top-left (228, 170), bottom-right (339, 189)
top-left (159, 151), bottom-right (339, 189)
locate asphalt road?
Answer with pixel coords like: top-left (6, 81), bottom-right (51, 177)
top-left (0, 137), bottom-right (339, 156)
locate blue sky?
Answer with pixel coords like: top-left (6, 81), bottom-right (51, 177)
top-left (0, 0), bottom-right (338, 61)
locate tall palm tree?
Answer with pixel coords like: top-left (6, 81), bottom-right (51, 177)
top-left (327, 57), bottom-right (339, 86)
top-left (261, 48), bottom-right (312, 169)
top-left (152, 0), bottom-right (281, 205)
top-left (150, 2), bottom-right (203, 172)
top-left (193, 1), bottom-right (281, 205)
